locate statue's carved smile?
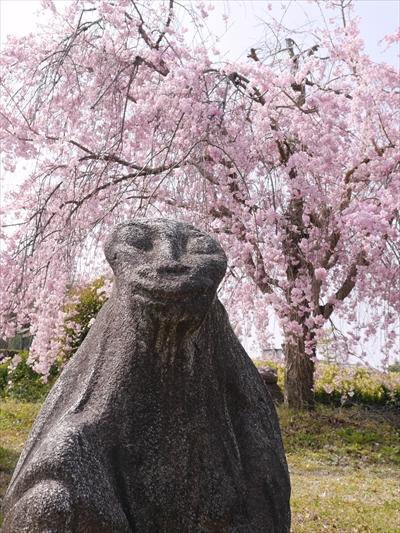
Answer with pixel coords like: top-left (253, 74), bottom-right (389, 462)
top-left (134, 283), bottom-right (214, 303)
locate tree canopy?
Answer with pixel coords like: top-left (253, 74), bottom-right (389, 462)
top-left (1, 0), bottom-right (399, 407)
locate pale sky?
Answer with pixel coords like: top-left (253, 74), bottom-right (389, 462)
top-left (0, 0), bottom-right (399, 67)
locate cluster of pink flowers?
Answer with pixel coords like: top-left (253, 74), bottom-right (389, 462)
top-left (0, 0), bottom-right (399, 375)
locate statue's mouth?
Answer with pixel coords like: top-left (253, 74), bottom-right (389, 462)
top-left (134, 283), bottom-right (214, 304)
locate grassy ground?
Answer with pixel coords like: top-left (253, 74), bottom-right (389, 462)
top-left (0, 400), bottom-right (399, 531)
top-left (0, 400), bottom-right (41, 516)
top-left (282, 406), bottom-right (400, 532)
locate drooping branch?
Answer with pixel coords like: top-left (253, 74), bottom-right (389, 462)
top-left (319, 252), bottom-right (369, 319)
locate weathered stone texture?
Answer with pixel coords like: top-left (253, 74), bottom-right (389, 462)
top-left (2, 219), bottom-right (290, 532)
top-left (258, 367), bottom-right (284, 404)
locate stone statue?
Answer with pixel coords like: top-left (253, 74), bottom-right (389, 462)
top-left (2, 219), bottom-right (290, 532)
top-left (258, 367), bottom-right (284, 404)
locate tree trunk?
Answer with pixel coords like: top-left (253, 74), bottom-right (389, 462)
top-left (284, 341), bottom-right (315, 410)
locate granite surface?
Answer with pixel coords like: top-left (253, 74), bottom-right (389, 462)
top-left (2, 219), bottom-right (290, 532)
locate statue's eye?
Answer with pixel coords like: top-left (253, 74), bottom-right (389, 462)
top-left (125, 234), bottom-right (152, 251)
top-left (187, 234), bottom-right (217, 255)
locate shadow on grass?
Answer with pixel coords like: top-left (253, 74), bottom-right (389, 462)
top-left (278, 404), bottom-right (400, 467)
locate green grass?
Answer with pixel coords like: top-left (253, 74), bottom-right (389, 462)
top-left (0, 401), bottom-right (399, 531)
top-left (278, 405), bottom-right (400, 531)
top-left (290, 462), bottom-right (399, 532)
top-left (279, 405), bottom-right (400, 466)
top-left (0, 399), bottom-right (41, 518)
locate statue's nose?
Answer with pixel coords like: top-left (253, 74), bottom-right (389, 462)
top-left (156, 239), bottom-right (189, 275)
top-left (158, 239), bottom-right (181, 260)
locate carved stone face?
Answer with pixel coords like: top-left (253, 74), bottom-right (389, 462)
top-left (104, 219), bottom-right (227, 314)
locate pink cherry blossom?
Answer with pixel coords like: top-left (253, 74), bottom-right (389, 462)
top-left (0, 0), bottom-right (398, 408)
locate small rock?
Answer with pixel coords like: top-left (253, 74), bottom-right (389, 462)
top-left (258, 366), bottom-right (284, 404)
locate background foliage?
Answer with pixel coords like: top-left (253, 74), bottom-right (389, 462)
top-left (1, 280), bottom-right (399, 405)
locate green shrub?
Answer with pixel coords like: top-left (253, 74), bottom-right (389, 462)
top-left (0, 352), bottom-right (54, 402)
top-left (314, 363), bottom-right (400, 407)
top-left (57, 277), bottom-right (108, 366)
top-left (253, 359), bottom-right (400, 407)
top-left (0, 360), bottom-right (9, 396)
top-left (0, 278), bottom-right (109, 402)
